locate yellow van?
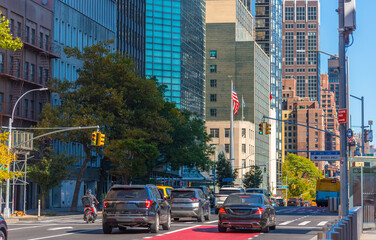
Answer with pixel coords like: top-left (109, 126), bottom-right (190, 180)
top-left (157, 186), bottom-right (173, 198)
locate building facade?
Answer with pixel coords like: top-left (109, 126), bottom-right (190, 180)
top-left (282, 0), bottom-right (320, 101)
top-left (255, 0), bottom-right (283, 185)
top-left (116, 0), bottom-right (145, 75)
top-left (328, 55), bottom-right (340, 108)
top-left (145, 0), bottom-right (206, 117)
top-left (206, 0), bottom-right (270, 190)
top-left (51, 0), bottom-right (116, 208)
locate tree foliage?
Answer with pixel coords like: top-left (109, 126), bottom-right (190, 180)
top-left (27, 145), bottom-right (76, 209)
top-left (0, 132), bottom-right (21, 181)
top-left (243, 166), bottom-right (263, 189)
top-left (215, 152), bottom-right (237, 187)
top-left (0, 11), bottom-right (23, 51)
top-left (282, 154), bottom-right (323, 199)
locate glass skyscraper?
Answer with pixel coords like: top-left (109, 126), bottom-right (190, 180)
top-left (145, 0), bottom-right (205, 117)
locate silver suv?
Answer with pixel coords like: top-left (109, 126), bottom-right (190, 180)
top-left (215, 186), bottom-right (244, 214)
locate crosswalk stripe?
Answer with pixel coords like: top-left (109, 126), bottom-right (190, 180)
top-left (280, 220), bottom-right (294, 225)
top-left (298, 221), bottom-right (310, 226)
top-left (317, 221), bottom-right (327, 226)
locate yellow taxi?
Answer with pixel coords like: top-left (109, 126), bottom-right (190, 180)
top-left (310, 199), bottom-right (317, 207)
top-left (157, 185), bottom-right (173, 198)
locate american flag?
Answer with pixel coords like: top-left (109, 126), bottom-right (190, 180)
top-left (232, 86), bottom-right (239, 115)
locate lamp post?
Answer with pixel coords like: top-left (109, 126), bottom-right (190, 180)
top-left (4, 87), bottom-right (48, 218)
top-left (350, 95), bottom-right (365, 157)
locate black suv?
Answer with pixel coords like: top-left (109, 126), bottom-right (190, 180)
top-left (102, 184), bottom-right (171, 234)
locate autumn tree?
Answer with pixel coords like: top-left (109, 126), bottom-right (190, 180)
top-left (0, 11), bottom-right (23, 50)
top-left (282, 154), bottom-right (323, 199)
top-left (0, 132), bottom-right (21, 181)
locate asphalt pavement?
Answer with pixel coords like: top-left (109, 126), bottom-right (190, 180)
top-left (7, 207), bottom-right (340, 240)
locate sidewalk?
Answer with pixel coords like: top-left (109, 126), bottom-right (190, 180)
top-left (360, 229), bottom-right (376, 240)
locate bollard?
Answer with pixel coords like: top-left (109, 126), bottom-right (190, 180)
top-left (38, 199), bottom-right (41, 217)
top-left (341, 216), bottom-right (352, 240)
top-left (317, 231), bottom-right (330, 240)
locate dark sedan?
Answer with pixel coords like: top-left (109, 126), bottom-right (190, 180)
top-left (0, 214), bottom-right (7, 240)
top-left (218, 193), bottom-right (276, 233)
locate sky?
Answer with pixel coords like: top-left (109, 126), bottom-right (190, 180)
top-left (320, 0), bottom-right (376, 144)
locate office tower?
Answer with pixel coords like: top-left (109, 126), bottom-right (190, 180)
top-left (145, 0), bottom-right (206, 117)
top-left (117, 0), bottom-right (145, 75)
top-left (282, 0), bottom-right (320, 101)
top-left (255, 0), bottom-right (283, 185)
top-left (328, 55), bottom-right (340, 108)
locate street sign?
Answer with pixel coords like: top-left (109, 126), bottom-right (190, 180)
top-left (311, 151), bottom-right (340, 161)
top-left (347, 129), bottom-right (353, 140)
top-left (338, 109), bottom-right (347, 123)
top-left (222, 178), bottom-right (233, 182)
top-left (277, 185), bottom-right (288, 189)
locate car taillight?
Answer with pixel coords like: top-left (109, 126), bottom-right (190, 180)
top-left (255, 207), bottom-right (264, 214)
top-left (145, 199), bottom-right (153, 208)
top-left (190, 198), bottom-right (199, 201)
top-left (219, 207), bottom-right (226, 214)
top-left (103, 200), bottom-right (108, 209)
top-left (216, 195), bottom-right (222, 198)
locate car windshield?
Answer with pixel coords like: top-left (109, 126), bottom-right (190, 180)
top-left (288, 198), bottom-right (297, 202)
top-left (224, 195), bottom-right (262, 205)
top-left (106, 188), bottom-right (148, 200)
top-left (219, 189), bottom-right (241, 195)
top-left (171, 191), bottom-right (195, 198)
top-left (246, 189), bottom-right (264, 194)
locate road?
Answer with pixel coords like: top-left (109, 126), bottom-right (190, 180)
top-left (8, 207), bottom-right (338, 240)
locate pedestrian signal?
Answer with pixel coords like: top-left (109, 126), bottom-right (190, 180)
top-left (265, 123), bottom-right (271, 135)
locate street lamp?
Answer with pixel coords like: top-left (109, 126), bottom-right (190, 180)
top-left (4, 87), bottom-right (49, 217)
top-left (350, 94), bottom-right (365, 157)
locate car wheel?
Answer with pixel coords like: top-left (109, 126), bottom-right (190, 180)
top-left (119, 227), bottom-right (127, 231)
top-left (218, 224), bottom-right (227, 233)
top-left (162, 212), bottom-right (171, 230)
top-left (0, 230), bottom-right (5, 240)
top-left (151, 213), bottom-right (160, 233)
top-left (197, 208), bottom-right (205, 222)
top-left (103, 223), bottom-right (112, 234)
top-left (173, 218), bottom-right (179, 221)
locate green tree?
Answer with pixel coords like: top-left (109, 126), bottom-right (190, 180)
top-left (215, 152), bottom-right (237, 187)
top-left (38, 40), bottom-right (170, 211)
top-left (0, 11), bottom-right (23, 51)
top-left (27, 146), bottom-right (76, 210)
top-left (282, 154), bottom-right (323, 199)
top-left (243, 166), bottom-right (263, 188)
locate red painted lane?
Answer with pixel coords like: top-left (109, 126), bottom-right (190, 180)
top-left (148, 226), bottom-right (260, 240)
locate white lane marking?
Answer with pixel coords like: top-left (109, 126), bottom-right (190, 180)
top-left (48, 227), bottom-right (73, 231)
top-left (206, 220), bottom-right (218, 224)
top-left (317, 221), bottom-right (327, 226)
top-left (279, 220), bottom-right (294, 225)
top-left (27, 229), bottom-right (98, 240)
top-left (9, 224), bottom-right (57, 231)
top-left (298, 221), bottom-right (311, 226)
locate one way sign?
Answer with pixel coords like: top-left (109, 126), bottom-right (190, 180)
top-left (310, 151), bottom-right (340, 161)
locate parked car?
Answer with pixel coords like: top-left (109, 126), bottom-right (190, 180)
top-left (287, 197), bottom-right (300, 207)
top-left (0, 214), bottom-right (7, 240)
top-left (276, 198), bottom-right (285, 207)
top-left (168, 188), bottom-right (210, 222)
top-left (218, 193), bottom-right (276, 233)
top-left (102, 184), bottom-right (171, 234)
top-left (310, 199), bottom-right (317, 207)
top-left (215, 186), bottom-right (244, 214)
top-left (157, 185), bottom-right (173, 198)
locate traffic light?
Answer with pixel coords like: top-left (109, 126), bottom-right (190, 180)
top-left (98, 133), bottom-right (105, 146)
top-left (259, 122), bottom-right (264, 135)
top-left (264, 167), bottom-right (267, 173)
top-left (91, 132), bottom-right (100, 146)
top-left (291, 184), bottom-right (296, 189)
top-left (265, 123), bottom-right (271, 135)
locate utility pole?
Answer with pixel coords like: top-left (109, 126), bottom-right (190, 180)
top-left (339, 0), bottom-right (349, 217)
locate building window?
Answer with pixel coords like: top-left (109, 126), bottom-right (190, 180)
top-left (210, 94), bottom-right (217, 102)
top-left (210, 50), bottom-right (217, 59)
top-left (308, 23), bottom-right (317, 29)
top-left (0, 92), bottom-right (3, 113)
top-left (31, 29), bottom-right (36, 45)
top-left (225, 144), bottom-right (230, 153)
top-left (297, 76), bottom-right (305, 97)
top-left (10, 19), bottom-right (14, 35)
top-left (285, 23), bottom-right (294, 28)
top-left (24, 99), bottom-right (28, 118)
top-left (25, 26), bottom-right (30, 42)
top-left (285, 68), bottom-right (294, 72)
top-left (308, 75), bottom-right (317, 99)
top-left (210, 108), bottom-right (217, 117)
top-left (17, 22), bottom-right (21, 37)
top-left (0, 53), bottom-right (4, 73)
top-left (39, 32), bottom-right (43, 48)
top-left (297, 68), bottom-right (305, 72)
top-left (210, 65), bottom-right (217, 73)
top-left (30, 100), bottom-right (34, 119)
top-left (308, 32), bottom-right (317, 65)
top-left (24, 62), bottom-right (29, 80)
top-left (297, 24), bottom-right (305, 28)
top-left (242, 159), bottom-right (246, 168)
top-left (308, 7), bottom-right (317, 20)
top-left (285, 32), bottom-right (294, 65)
top-left (39, 67), bottom-right (43, 83)
top-left (44, 69), bottom-right (49, 82)
top-left (210, 79), bottom-right (217, 88)
top-left (30, 64), bottom-right (35, 82)
top-left (242, 128), bottom-right (246, 138)
top-left (225, 128), bottom-right (230, 138)
top-left (242, 144), bottom-right (246, 153)
top-left (210, 128), bottom-right (219, 138)
top-left (285, 7), bottom-right (294, 21)
top-left (296, 7), bottom-right (305, 21)
top-left (45, 35), bottom-right (49, 50)
top-left (297, 32), bottom-right (305, 65)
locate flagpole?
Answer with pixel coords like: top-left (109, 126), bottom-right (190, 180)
top-left (230, 81), bottom-right (235, 172)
